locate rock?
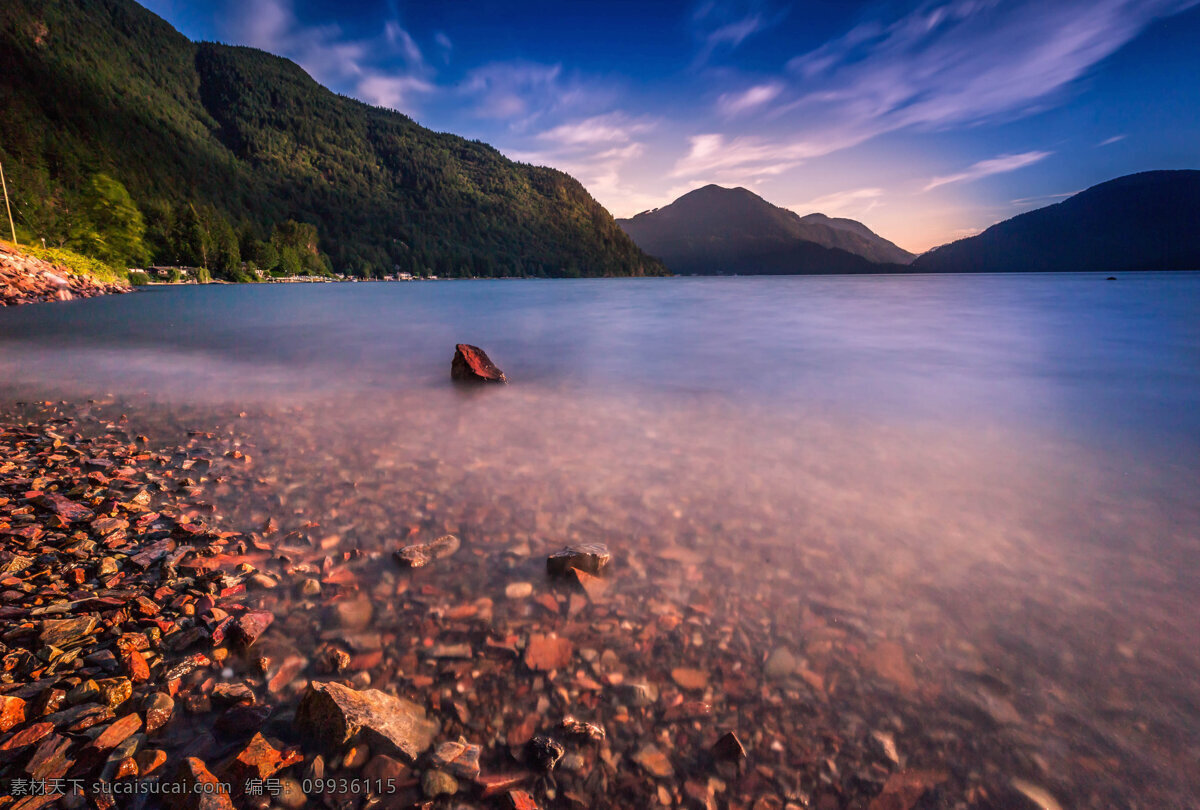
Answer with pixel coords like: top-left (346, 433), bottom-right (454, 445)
top-left (39, 615), bottom-right (97, 647)
top-left (423, 769), bottom-right (459, 797)
top-left (394, 533), bottom-right (461, 568)
top-left (431, 739), bottom-right (482, 780)
top-left (764, 648), bottom-right (797, 680)
top-left (294, 681), bottom-right (438, 761)
top-left (524, 633), bottom-right (573, 671)
top-left (506, 581), bottom-right (534, 599)
top-left (363, 753), bottom-right (407, 781)
top-left (546, 544), bottom-right (611, 577)
top-left (234, 610), bottom-right (274, 646)
top-left (143, 692), bottom-right (174, 733)
top-left (0, 695), bottom-right (26, 732)
top-left (95, 677), bottom-right (133, 708)
top-left (90, 713), bottom-right (142, 750)
top-left (1011, 779), bottom-right (1065, 810)
top-left (633, 744), bottom-right (674, 779)
top-left (862, 641), bottom-right (918, 693)
top-left (221, 732), bottom-right (303, 783)
top-left (211, 682), bottom-right (256, 706)
top-left (671, 667), bottom-right (709, 691)
top-left (36, 493), bottom-right (94, 522)
top-left (164, 757), bottom-right (235, 810)
top-left (871, 730), bottom-right (900, 766)
top-left (507, 790), bottom-right (540, 810)
top-left (560, 715), bottom-right (605, 741)
top-left (332, 597), bottom-right (373, 630)
top-left (712, 731), bottom-right (746, 763)
top-left (451, 343), bottom-right (507, 383)
top-left (529, 735), bottom-right (564, 771)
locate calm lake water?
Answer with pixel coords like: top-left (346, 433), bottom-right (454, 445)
top-left (3, 274), bottom-right (1199, 807)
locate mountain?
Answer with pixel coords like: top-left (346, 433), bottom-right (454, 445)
top-left (912, 171), bottom-right (1200, 273)
top-left (0, 0), bottom-right (663, 278)
top-left (616, 185), bottom-right (914, 275)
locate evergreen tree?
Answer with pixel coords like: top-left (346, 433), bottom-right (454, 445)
top-left (69, 173), bottom-right (149, 268)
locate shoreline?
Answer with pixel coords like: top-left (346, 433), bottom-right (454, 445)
top-left (0, 244), bottom-right (131, 307)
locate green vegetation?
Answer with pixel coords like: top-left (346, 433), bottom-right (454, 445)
top-left (0, 0), bottom-right (664, 279)
top-left (3, 239), bottom-right (128, 284)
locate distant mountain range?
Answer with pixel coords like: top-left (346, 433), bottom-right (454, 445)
top-left (617, 185), bottom-right (913, 275)
top-left (911, 170), bottom-right (1200, 273)
top-left (620, 174), bottom-right (1200, 276)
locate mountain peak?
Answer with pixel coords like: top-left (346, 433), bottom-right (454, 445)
top-left (617, 185), bottom-right (914, 271)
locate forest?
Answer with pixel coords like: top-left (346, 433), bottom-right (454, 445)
top-left (0, 0), bottom-right (665, 280)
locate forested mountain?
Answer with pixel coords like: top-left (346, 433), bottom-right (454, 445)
top-left (0, 0), bottom-right (664, 279)
top-left (912, 171), bottom-right (1200, 273)
top-left (617, 185), bottom-right (912, 275)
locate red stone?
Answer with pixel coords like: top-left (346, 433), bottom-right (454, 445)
top-left (524, 634), bottom-right (573, 672)
top-left (0, 695), bottom-right (25, 732)
top-left (451, 344), bottom-right (507, 383)
top-left (507, 789), bottom-right (540, 810)
top-left (90, 713), bottom-right (142, 750)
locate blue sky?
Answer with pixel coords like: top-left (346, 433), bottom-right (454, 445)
top-left (141, 0), bottom-right (1200, 252)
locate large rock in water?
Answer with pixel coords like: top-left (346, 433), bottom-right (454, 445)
top-left (294, 681), bottom-right (439, 761)
top-left (451, 344), bottom-right (507, 383)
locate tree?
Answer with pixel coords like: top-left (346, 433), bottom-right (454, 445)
top-left (69, 173), bottom-right (149, 267)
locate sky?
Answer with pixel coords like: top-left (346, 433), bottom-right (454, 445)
top-left (141, 0), bottom-right (1200, 252)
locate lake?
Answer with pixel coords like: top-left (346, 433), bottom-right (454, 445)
top-left (2, 273), bottom-right (1199, 808)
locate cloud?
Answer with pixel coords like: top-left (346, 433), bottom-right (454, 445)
top-left (357, 75), bottom-right (435, 111)
top-left (217, 0), bottom-right (434, 114)
top-left (671, 133), bottom-right (823, 179)
top-left (461, 62), bottom-right (595, 124)
top-left (778, 0), bottom-right (1198, 153)
top-left (537, 113), bottom-right (655, 146)
top-left (692, 1), bottom-right (785, 64)
top-left (791, 187), bottom-right (886, 216)
top-left (717, 82), bottom-right (784, 115)
top-left (923, 150), bottom-right (1053, 191)
top-left (1098, 134), bottom-right (1127, 146)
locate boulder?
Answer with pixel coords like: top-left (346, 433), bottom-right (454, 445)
top-left (294, 681), bottom-right (438, 761)
top-left (451, 344), bottom-right (507, 383)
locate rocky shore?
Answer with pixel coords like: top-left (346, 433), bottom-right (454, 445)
top-left (0, 396), bottom-right (1193, 810)
top-left (0, 245), bottom-right (130, 306)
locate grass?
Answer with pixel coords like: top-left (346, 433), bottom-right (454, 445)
top-left (0, 240), bottom-right (129, 284)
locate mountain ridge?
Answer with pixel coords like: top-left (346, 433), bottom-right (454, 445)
top-left (911, 170), bottom-right (1200, 273)
top-left (617, 185), bottom-right (914, 275)
top-left (0, 0), bottom-right (664, 278)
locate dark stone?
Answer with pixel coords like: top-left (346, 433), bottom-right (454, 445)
top-left (546, 544), bottom-right (611, 577)
top-left (451, 344), bottom-right (507, 383)
top-left (528, 735), bottom-right (564, 771)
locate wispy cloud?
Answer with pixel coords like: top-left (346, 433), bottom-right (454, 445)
top-left (791, 187), bottom-right (886, 216)
top-left (773, 0), bottom-right (1198, 153)
top-left (692, 1), bottom-right (785, 64)
top-left (1010, 190), bottom-right (1079, 206)
top-left (537, 113), bottom-right (655, 146)
top-left (218, 0), bottom-right (436, 114)
top-left (717, 82), bottom-right (784, 115)
top-left (924, 150), bottom-right (1053, 191)
top-left (671, 133), bottom-right (823, 179)
top-left (1098, 134), bottom-right (1127, 146)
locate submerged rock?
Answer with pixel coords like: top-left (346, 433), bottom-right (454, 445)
top-left (394, 534), bottom-right (461, 568)
top-left (546, 543), bottom-right (611, 577)
top-left (294, 681), bottom-right (439, 761)
top-left (451, 343), bottom-right (508, 383)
